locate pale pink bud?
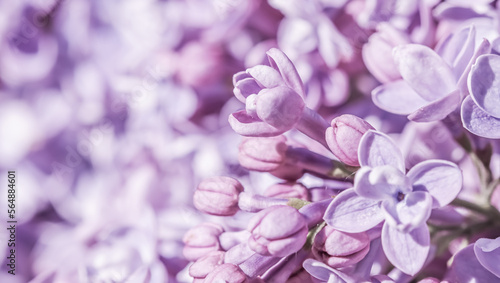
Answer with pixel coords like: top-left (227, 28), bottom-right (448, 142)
top-left (325, 114), bottom-right (374, 166)
top-left (194, 176), bottom-right (244, 216)
top-left (312, 225), bottom-right (370, 268)
top-left (362, 23), bottom-right (409, 83)
top-left (238, 136), bottom-right (288, 171)
top-left (247, 205), bottom-right (308, 257)
top-left (183, 223), bottom-right (224, 261)
top-left (189, 251), bottom-right (225, 280)
top-left (264, 182), bottom-right (309, 200)
top-left (204, 263), bottom-right (248, 283)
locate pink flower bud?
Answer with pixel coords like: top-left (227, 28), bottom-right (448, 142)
top-left (183, 223), bottom-right (224, 261)
top-left (325, 114), bottom-right (374, 166)
top-left (194, 176), bottom-right (244, 216)
top-left (264, 182), bottom-right (309, 200)
top-left (189, 251), bottom-right (225, 280)
top-left (247, 205), bottom-right (308, 257)
top-left (238, 136), bottom-right (288, 171)
top-left (362, 23), bottom-right (409, 83)
top-left (312, 225), bottom-right (370, 268)
top-left (204, 263), bottom-right (248, 283)
top-left (269, 162), bottom-right (304, 181)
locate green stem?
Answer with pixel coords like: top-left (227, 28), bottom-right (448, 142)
top-left (451, 198), bottom-right (500, 220)
top-left (303, 222), bottom-right (326, 250)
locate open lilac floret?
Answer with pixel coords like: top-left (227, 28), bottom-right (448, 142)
top-left (372, 26), bottom-right (491, 122)
top-left (324, 130), bottom-right (463, 276)
top-left (461, 54), bottom-right (500, 139)
top-left (228, 48), bottom-right (306, 137)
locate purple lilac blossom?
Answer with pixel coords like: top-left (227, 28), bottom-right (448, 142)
top-left (462, 54), bottom-right (500, 138)
top-left (324, 130), bottom-right (463, 275)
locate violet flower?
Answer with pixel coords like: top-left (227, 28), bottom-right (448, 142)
top-left (203, 263), bottom-right (249, 283)
top-left (371, 27), bottom-right (491, 122)
top-left (325, 114), bottom-right (375, 167)
top-left (445, 237), bottom-right (500, 282)
top-left (312, 226), bottom-right (371, 268)
top-left (324, 130), bottom-right (463, 275)
top-left (229, 48), bottom-right (330, 147)
top-left (461, 54), bottom-right (500, 138)
top-left (238, 135), bottom-right (354, 180)
top-left (182, 223), bottom-right (224, 261)
top-left (193, 176), bottom-right (244, 216)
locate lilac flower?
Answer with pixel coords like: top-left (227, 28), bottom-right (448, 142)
top-left (445, 237), bottom-right (500, 282)
top-left (312, 226), bottom-right (370, 268)
top-left (304, 239), bottom-right (393, 283)
top-left (229, 48), bottom-right (331, 147)
top-left (461, 54), bottom-right (500, 138)
top-left (263, 181), bottom-right (310, 200)
top-left (372, 27), bottom-right (491, 122)
top-left (193, 176), bottom-right (244, 216)
top-left (182, 223), bottom-right (224, 261)
top-left (324, 130), bottom-right (463, 275)
top-left (203, 263), bottom-right (249, 283)
top-left (229, 48), bottom-right (306, 137)
top-left (362, 23), bottom-right (409, 83)
top-left (247, 205), bottom-right (308, 257)
top-left (189, 251), bottom-right (225, 282)
top-left (325, 114), bottom-right (375, 166)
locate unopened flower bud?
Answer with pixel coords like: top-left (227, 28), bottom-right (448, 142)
top-left (194, 176), bottom-right (244, 216)
top-left (238, 136), bottom-right (288, 171)
top-left (264, 182), bottom-right (309, 200)
top-left (183, 223), bottom-right (224, 261)
top-left (247, 205), bottom-right (308, 257)
top-left (189, 251), bottom-right (225, 281)
top-left (204, 263), bottom-right (248, 283)
top-left (362, 23), bottom-right (409, 83)
top-left (312, 225), bottom-right (370, 268)
top-left (325, 114), bottom-right (374, 166)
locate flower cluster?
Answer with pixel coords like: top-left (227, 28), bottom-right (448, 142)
top-left (186, 2), bottom-right (500, 280)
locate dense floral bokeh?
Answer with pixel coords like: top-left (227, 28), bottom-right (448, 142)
top-left (1, 0), bottom-right (500, 282)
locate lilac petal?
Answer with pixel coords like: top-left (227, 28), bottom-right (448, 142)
top-left (382, 223), bottom-right (430, 276)
top-left (354, 166), bottom-right (411, 200)
top-left (228, 110), bottom-right (284, 137)
top-left (474, 237), bottom-right (500, 277)
top-left (461, 96), bottom-right (500, 139)
top-left (233, 71), bottom-right (252, 86)
top-left (266, 48), bottom-right (305, 97)
top-left (393, 44), bottom-right (456, 101)
top-left (407, 160), bottom-right (462, 208)
top-left (446, 244), bottom-right (500, 283)
top-left (234, 78), bottom-right (263, 103)
top-left (323, 188), bottom-right (384, 233)
top-left (438, 26), bottom-right (476, 80)
top-left (468, 54), bottom-right (500, 118)
top-left (407, 89), bottom-right (461, 122)
top-left (456, 39), bottom-right (491, 100)
top-left (246, 65), bottom-right (284, 89)
top-left (372, 80), bottom-right (429, 115)
top-left (358, 130), bottom-right (405, 172)
top-left (382, 191), bottom-right (432, 232)
top-left (302, 259), bottom-right (352, 283)
top-left (256, 86), bottom-right (304, 131)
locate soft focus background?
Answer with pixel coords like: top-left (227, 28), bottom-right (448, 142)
top-left (1, 0), bottom-right (498, 282)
